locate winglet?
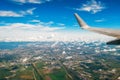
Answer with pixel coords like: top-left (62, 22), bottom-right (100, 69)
top-left (74, 13), bottom-right (89, 29)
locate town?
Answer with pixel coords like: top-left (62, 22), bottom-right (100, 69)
top-left (0, 41), bottom-right (120, 80)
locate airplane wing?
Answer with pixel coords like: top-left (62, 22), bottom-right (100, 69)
top-left (74, 13), bottom-right (120, 45)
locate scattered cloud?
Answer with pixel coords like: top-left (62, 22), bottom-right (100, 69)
top-left (0, 23), bottom-right (63, 32)
top-left (0, 11), bottom-right (23, 17)
top-left (0, 8), bottom-right (36, 17)
top-left (29, 20), bottom-right (54, 25)
top-left (20, 8), bottom-right (36, 15)
top-left (95, 18), bottom-right (105, 22)
top-left (57, 23), bottom-right (65, 26)
top-left (29, 19), bottom-right (41, 23)
top-left (29, 20), bottom-right (65, 28)
top-left (12, 0), bottom-right (52, 4)
top-left (45, 21), bottom-right (54, 25)
top-left (75, 0), bottom-right (105, 14)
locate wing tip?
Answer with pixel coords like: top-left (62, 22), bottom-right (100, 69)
top-left (74, 13), bottom-right (89, 29)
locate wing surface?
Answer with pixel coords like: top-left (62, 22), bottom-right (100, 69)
top-left (74, 13), bottom-right (120, 45)
top-left (74, 13), bottom-right (120, 38)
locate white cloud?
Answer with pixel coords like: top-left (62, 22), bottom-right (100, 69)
top-left (95, 19), bottom-right (105, 22)
top-left (57, 23), bottom-right (65, 26)
top-left (0, 8), bottom-right (36, 17)
top-left (20, 8), bottom-right (36, 15)
top-left (0, 11), bottom-right (23, 17)
top-left (0, 22), bottom-right (66, 41)
top-left (75, 0), bottom-right (105, 14)
top-left (29, 20), bottom-right (54, 26)
top-left (29, 19), bottom-right (41, 23)
top-left (45, 21), bottom-right (54, 25)
top-left (0, 22), bottom-right (113, 42)
top-left (13, 0), bottom-right (52, 4)
top-left (0, 23), bottom-right (63, 31)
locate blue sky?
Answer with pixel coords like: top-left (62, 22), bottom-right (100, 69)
top-left (0, 0), bottom-right (120, 41)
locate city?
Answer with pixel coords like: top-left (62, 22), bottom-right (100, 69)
top-left (0, 41), bottom-right (120, 80)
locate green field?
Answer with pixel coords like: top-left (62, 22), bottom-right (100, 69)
top-left (49, 69), bottom-right (66, 80)
top-left (0, 68), bottom-right (12, 79)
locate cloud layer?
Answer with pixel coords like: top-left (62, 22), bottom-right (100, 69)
top-left (0, 22), bottom-right (66, 41)
top-left (0, 22), bottom-right (112, 42)
top-left (75, 0), bottom-right (105, 14)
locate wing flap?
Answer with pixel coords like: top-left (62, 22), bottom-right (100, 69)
top-left (87, 28), bottom-right (120, 38)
